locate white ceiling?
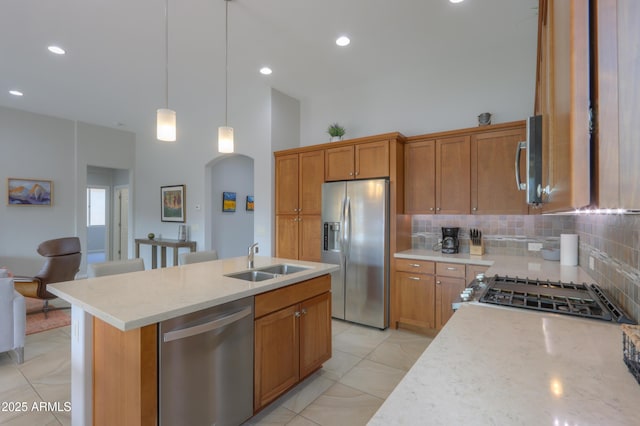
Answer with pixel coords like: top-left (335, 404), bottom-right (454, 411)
top-left (0, 0), bottom-right (539, 136)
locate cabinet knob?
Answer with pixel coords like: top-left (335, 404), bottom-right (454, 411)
top-left (472, 207), bottom-right (477, 211)
top-left (294, 311), bottom-right (301, 318)
top-left (436, 208), bottom-right (441, 211)
top-left (301, 308), bottom-right (307, 315)
top-left (349, 172), bottom-right (353, 176)
top-left (355, 171), bottom-right (359, 176)
top-left (429, 208), bottom-right (434, 211)
top-left (436, 280), bottom-right (441, 285)
top-left (298, 218), bottom-right (303, 221)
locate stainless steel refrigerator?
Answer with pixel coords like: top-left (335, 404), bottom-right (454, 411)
top-left (321, 179), bottom-right (389, 329)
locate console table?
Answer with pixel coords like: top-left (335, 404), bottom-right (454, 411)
top-left (134, 238), bottom-right (196, 269)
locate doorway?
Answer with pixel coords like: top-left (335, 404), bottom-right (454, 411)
top-left (87, 186), bottom-right (109, 264)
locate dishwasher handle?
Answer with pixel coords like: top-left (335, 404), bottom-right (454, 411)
top-left (163, 306), bottom-right (252, 343)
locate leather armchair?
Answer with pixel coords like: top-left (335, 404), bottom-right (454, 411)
top-left (14, 237), bottom-right (81, 312)
top-left (0, 277), bottom-right (26, 364)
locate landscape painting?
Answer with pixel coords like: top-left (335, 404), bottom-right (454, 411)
top-left (8, 178), bottom-right (52, 206)
top-left (246, 195), bottom-right (254, 211)
top-left (161, 184), bottom-right (185, 222)
top-left (223, 192), bottom-right (236, 212)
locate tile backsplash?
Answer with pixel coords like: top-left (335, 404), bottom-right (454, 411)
top-left (575, 214), bottom-right (640, 323)
top-left (410, 214), bottom-right (640, 322)
top-left (410, 215), bottom-right (573, 256)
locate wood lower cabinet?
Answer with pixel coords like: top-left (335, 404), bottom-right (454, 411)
top-left (393, 259), bottom-right (487, 333)
top-left (325, 141), bottom-right (389, 181)
top-left (254, 275), bottom-right (331, 413)
top-left (435, 275), bottom-right (466, 330)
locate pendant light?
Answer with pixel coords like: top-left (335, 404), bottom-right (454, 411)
top-left (157, 0), bottom-right (176, 141)
top-left (218, 0), bottom-right (234, 153)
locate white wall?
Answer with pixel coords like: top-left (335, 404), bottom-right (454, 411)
top-left (299, 12), bottom-right (537, 145)
top-left (0, 106), bottom-right (135, 275)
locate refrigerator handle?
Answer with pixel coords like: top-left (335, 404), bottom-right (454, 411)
top-left (344, 197), bottom-right (352, 257)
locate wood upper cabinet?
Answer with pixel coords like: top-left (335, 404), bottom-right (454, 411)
top-left (436, 136), bottom-right (471, 214)
top-left (325, 141), bottom-right (389, 181)
top-left (254, 275), bottom-right (331, 412)
top-left (471, 126), bottom-right (528, 214)
top-left (535, 0), bottom-right (590, 212)
top-left (275, 150), bottom-right (323, 261)
top-left (592, 0), bottom-right (640, 209)
top-left (276, 150), bottom-right (324, 215)
top-left (404, 140), bottom-right (436, 214)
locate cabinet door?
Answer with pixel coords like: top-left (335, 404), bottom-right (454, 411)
top-left (536, 0), bottom-right (590, 212)
top-left (275, 215), bottom-right (299, 259)
top-left (466, 264), bottom-right (489, 280)
top-left (299, 292), bottom-right (332, 378)
top-left (254, 304), bottom-right (300, 411)
top-left (404, 140), bottom-right (436, 214)
top-left (436, 136), bottom-right (470, 214)
top-left (395, 272), bottom-right (435, 330)
top-left (275, 154), bottom-right (299, 215)
top-left (355, 140), bottom-right (389, 179)
top-left (471, 127), bottom-right (528, 214)
top-left (325, 146), bottom-right (354, 181)
top-left (298, 215), bottom-right (321, 262)
top-left (299, 150), bottom-right (324, 215)
top-left (435, 276), bottom-right (465, 330)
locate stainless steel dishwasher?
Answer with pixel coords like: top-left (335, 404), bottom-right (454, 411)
top-left (159, 296), bottom-right (254, 426)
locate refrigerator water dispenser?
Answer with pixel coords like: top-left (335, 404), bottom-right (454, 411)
top-left (323, 222), bottom-right (341, 251)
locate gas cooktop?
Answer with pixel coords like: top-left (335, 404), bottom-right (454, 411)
top-left (474, 275), bottom-right (635, 324)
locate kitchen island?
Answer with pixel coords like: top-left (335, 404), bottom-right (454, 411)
top-left (373, 251), bottom-right (640, 425)
top-left (48, 256), bottom-right (338, 426)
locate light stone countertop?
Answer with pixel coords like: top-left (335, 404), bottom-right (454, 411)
top-left (369, 303), bottom-right (640, 425)
top-left (395, 249), bottom-right (595, 283)
top-left (48, 256), bottom-right (338, 331)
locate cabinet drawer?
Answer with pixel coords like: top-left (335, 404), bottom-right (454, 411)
top-left (255, 274), bottom-right (331, 319)
top-left (436, 262), bottom-right (465, 279)
top-left (395, 258), bottom-right (435, 274)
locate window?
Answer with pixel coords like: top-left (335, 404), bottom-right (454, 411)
top-left (87, 187), bottom-right (106, 226)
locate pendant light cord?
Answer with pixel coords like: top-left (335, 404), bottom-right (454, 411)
top-left (224, 0), bottom-right (229, 126)
top-left (165, 0), bottom-right (169, 108)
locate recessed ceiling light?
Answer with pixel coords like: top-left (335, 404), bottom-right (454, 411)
top-left (259, 67), bottom-right (272, 75)
top-left (48, 45), bottom-right (66, 55)
top-left (336, 36), bottom-right (350, 47)
top-left (449, 0), bottom-right (464, 3)
top-left (9, 90), bottom-right (23, 97)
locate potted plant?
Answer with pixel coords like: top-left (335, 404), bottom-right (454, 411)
top-left (327, 123), bottom-right (346, 142)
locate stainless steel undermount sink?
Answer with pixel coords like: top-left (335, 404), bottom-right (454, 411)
top-left (225, 264), bottom-right (311, 282)
top-left (224, 270), bottom-right (275, 282)
top-left (255, 264), bottom-right (310, 275)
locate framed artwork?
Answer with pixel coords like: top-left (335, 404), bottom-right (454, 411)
top-left (222, 191), bottom-right (236, 212)
top-left (246, 195), bottom-right (254, 211)
top-left (161, 185), bottom-right (185, 222)
top-left (7, 178), bottom-right (53, 206)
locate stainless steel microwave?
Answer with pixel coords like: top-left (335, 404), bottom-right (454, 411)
top-left (516, 115), bottom-right (543, 205)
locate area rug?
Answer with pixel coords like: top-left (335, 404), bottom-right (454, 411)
top-left (25, 298), bottom-right (71, 335)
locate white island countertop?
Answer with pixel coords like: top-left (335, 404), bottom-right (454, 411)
top-left (369, 303), bottom-right (640, 425)
top-left (48, 256), bottom-right (338, 331)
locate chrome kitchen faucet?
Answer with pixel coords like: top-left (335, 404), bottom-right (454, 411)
top-left (247, 243), bottom-right (259, 268)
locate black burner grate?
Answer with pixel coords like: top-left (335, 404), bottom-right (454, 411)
top-left (477, 275), bottom-right (637, 323)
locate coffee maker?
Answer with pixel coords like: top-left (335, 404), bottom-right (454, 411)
top-left (441, 227), bottom-right (459, 254)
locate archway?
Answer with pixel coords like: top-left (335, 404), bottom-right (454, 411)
top-left (205, 155), bottom-right (255, 258)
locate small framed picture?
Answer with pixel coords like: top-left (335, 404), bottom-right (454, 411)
top-left (8, 178), bottom-right (53, 206)
top-left (161, 185), bottom-right (186, 222)
top-left (223, 191), bottom-right (236, 212)
top-left (246, 195), bottom-right (254, 211)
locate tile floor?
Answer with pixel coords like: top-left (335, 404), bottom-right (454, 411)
top-left (0, 317), bottom-right (433, 426)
